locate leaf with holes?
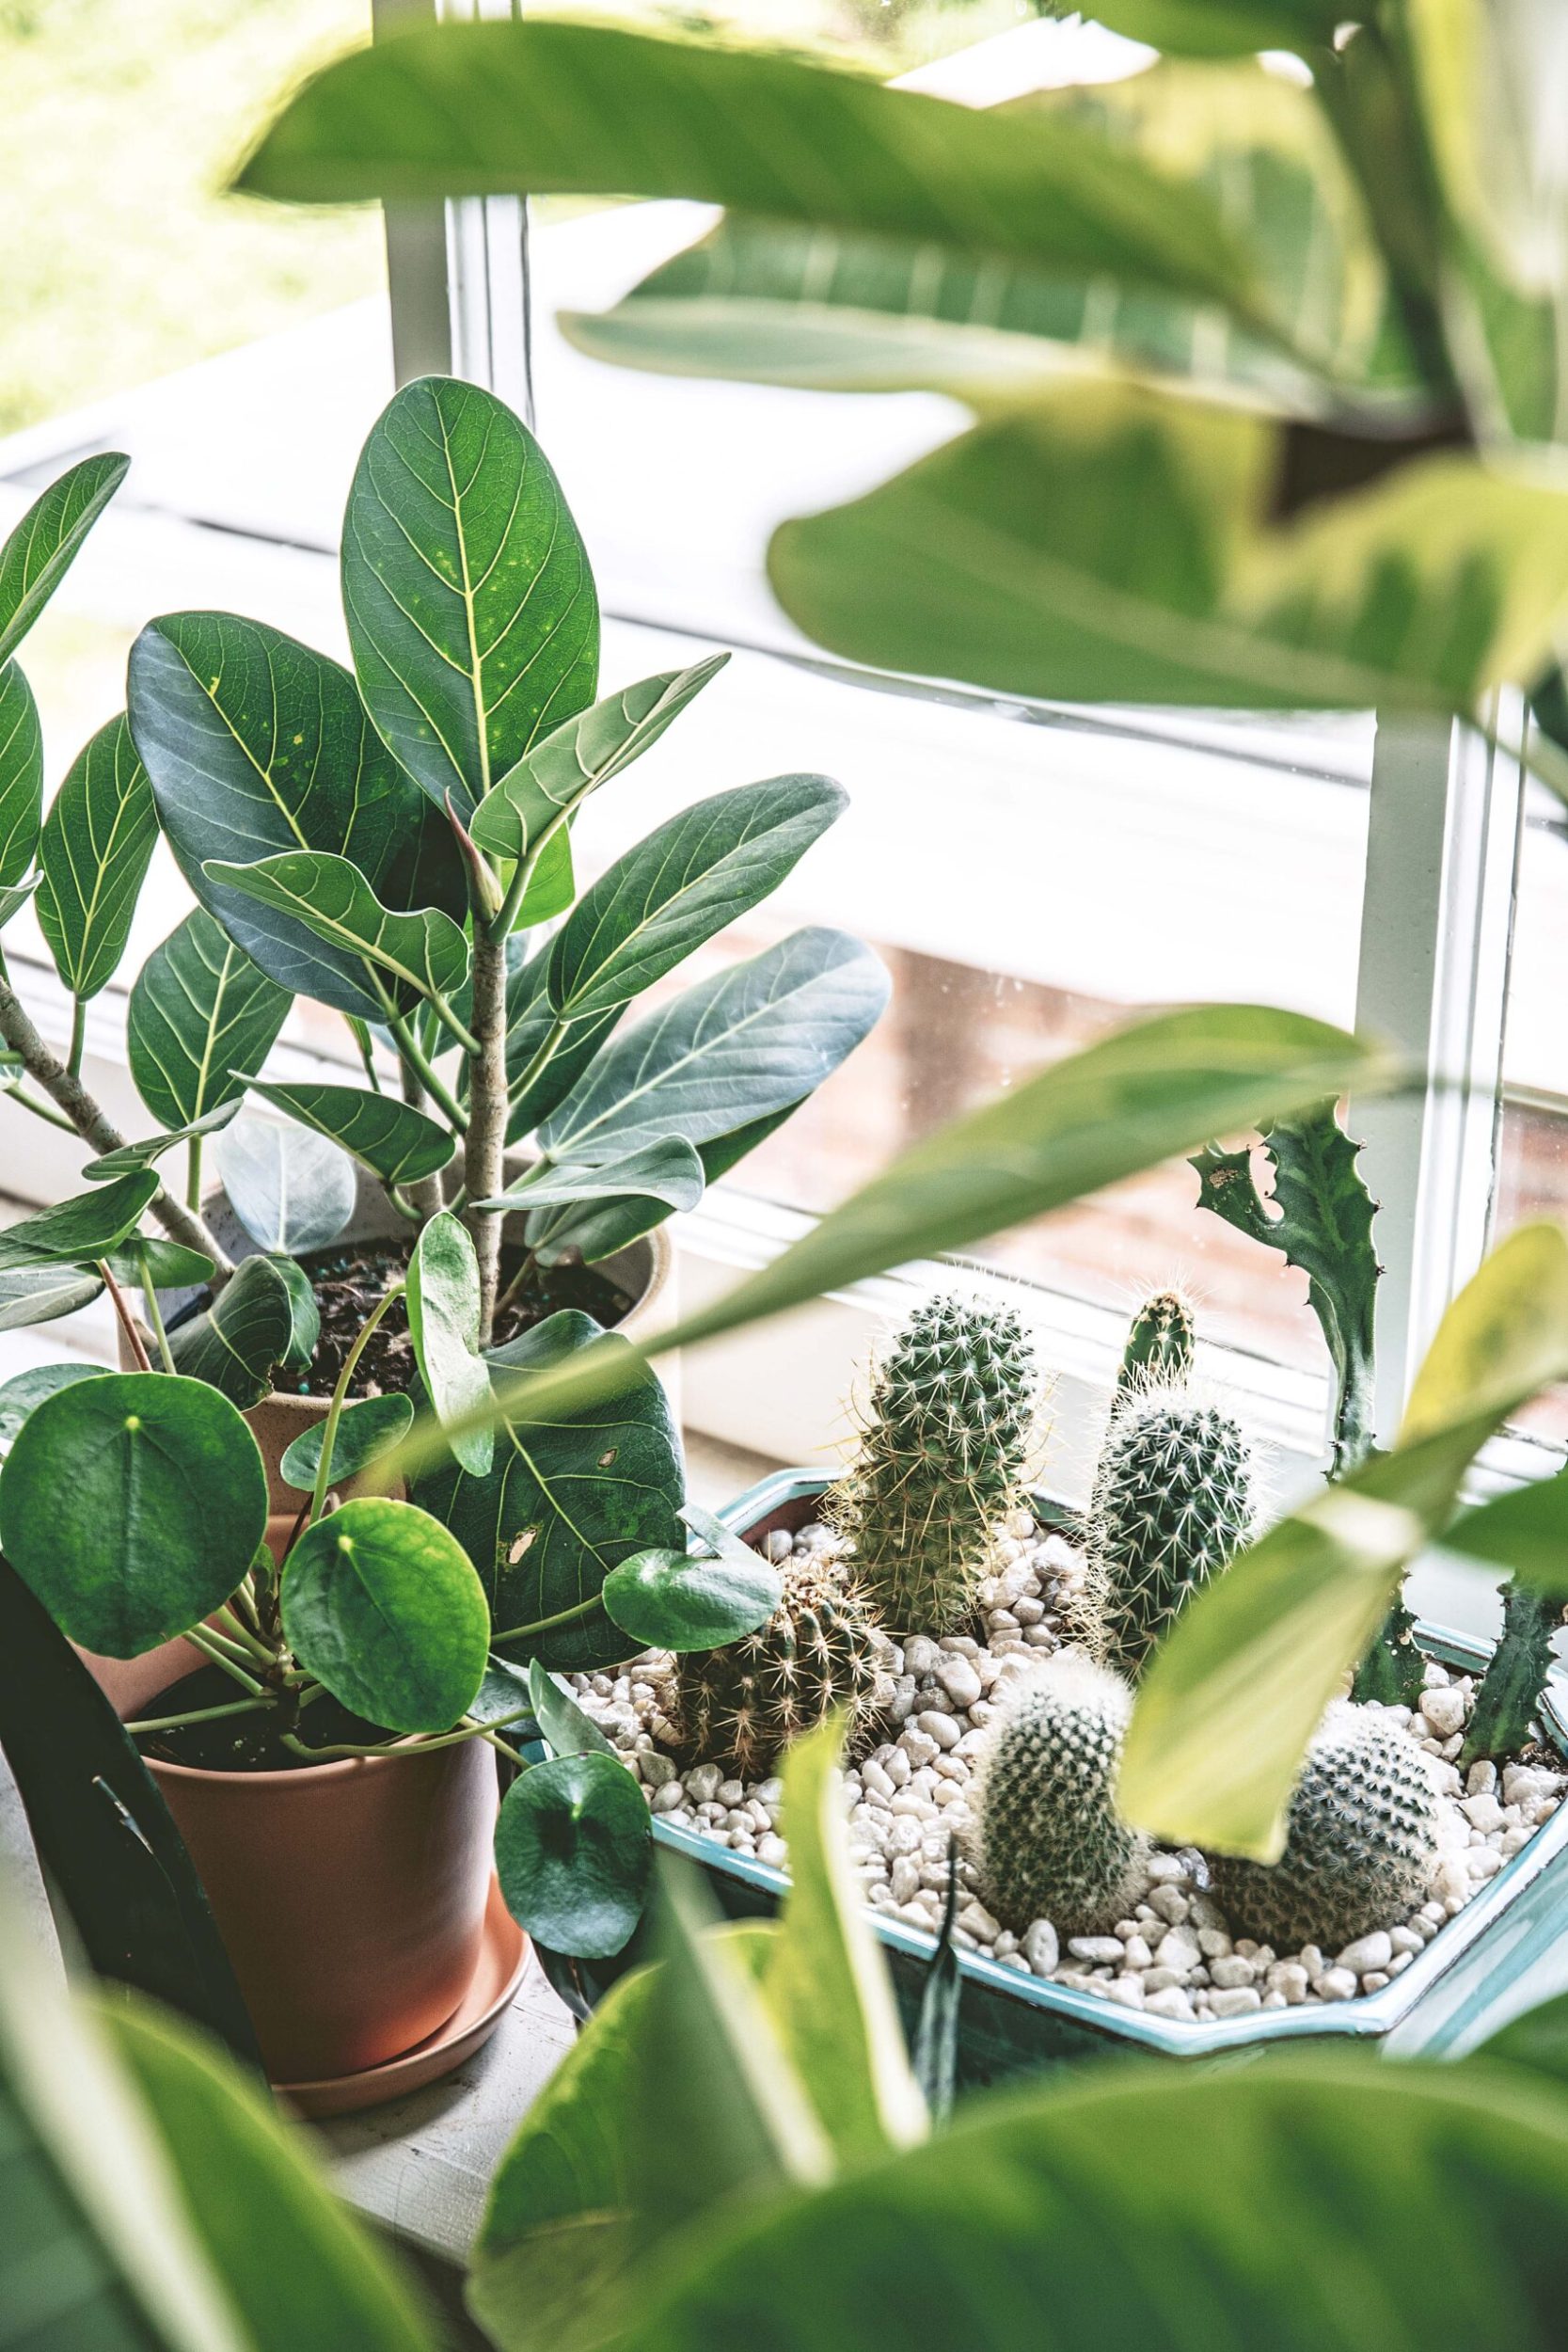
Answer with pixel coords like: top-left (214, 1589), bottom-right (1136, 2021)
top-left (205, 850), bottom-right (470, 1010)
top-left (167, 1252), bottom-right (296, 1408)
top-left (0, 1173), bottom-right (159, 1274)
top-left (0, 660), bottom-right (41, 887)
top-left (36, 715), bottom-right (158, 1001)
top-left (472, 656), bottom-right (728, 862)
top-left (214, 1114), bottom-right (356, 1256)
top-left (83, 1102), bottom-right (241, 1183)
top-left (128, 612), bottom-right (465, 1020)
top-left (279, 1392), bottom-right (414, 1493)
top-left (410, 1311), bottom-right (683, 1673)
top-left (238, 1073), bottom-right (454, 1188)
top-left (129, 909), bottom-right (292, 1135)
top-left (407, 1212), bottom-right (494, 1478)
top-left (0, 453), bottom-right (128, 663)
top-left (546, 776), bottom-right (844, 1022)
top-left (343, 376), bottom-right (599, 824)
top-left (0, 1371), bottom-right (266, 1654)
top-left (281, 1497), bottom-right (489, 1735)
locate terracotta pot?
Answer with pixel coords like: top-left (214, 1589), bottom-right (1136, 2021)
top-left (146, 1733), bottom-right (499, 2083)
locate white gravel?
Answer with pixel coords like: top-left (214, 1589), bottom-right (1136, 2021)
top-left (572, 1515), bottom-right (1565, 2024)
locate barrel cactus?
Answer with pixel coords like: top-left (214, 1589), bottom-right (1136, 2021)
top-left (1212, 1703), bottom-right (1443, 1952)
top-left (966, 1652), bottom-right (1148, 1937)
top-left (1086, 1385), bottom-right (1256, 1677)
top-left (677, 1556), bottom-right (884, 1780)
top-left (1115, 1287), bottom-right (1196, 1399)
top-left (832, 1292), bottom-right (1038, 1633)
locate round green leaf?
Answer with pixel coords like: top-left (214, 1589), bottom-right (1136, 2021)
top-left (277, 1392), bottom-right (414, 1492)
top-left (0, 1372), bottom-right (267, 1656)
top-left (280, 1497), bottom-right (489, 1735)
top-left (603, 1545), bottom-right (782, 1652)
top-left (494, 1751), bottom-right (651, 1959)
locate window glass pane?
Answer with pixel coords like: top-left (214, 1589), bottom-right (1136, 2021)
top-left (1493, 775), bottom-right (1568, 1443)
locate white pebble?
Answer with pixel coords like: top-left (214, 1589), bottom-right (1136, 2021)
top-left (916, 1711), bottom-right (961, 1752)
top-left (686, 1764), bottom-right (721, 1804)
top-left (1462, 1794), bottom-right (1505, 1834)
top-left (1318, 1968), bottom-right (1358, 2002)
top-left (757, 1835), bottom-right (787, 1868)
top-left (1153, 1926), bottom-right (1201, 1976)
top-left (1209, 1986), bottom-right (1262, 2018)
top-left (1336, 1931), bottom-right (1392, 1976)
top-left (1023, 1920), bottom-right (1059, 1976)
top-left (1068, 1935), bottom-right (1124, 1965)
top-left (1209, 1956), bottom-right (1256, 1991)
top-left (651, 1782), bottom-right (686, 1815)
top-left (1420, 1687), bottom-right (1465, 1739)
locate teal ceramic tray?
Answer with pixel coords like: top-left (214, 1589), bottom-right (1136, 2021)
top-left (644, 1470), bottom-right (1568, 2087)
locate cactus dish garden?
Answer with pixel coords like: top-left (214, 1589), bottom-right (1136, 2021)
top-left (565, 1108), bottom-right (1568, 2045)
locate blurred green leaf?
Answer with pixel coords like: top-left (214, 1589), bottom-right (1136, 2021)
top-left (1441, 1470), bottom-right (1568, 1594)
top-left (241, 1074), bottom-right (455, 1186)
top-left (0, 1172), bottom-right (159, 1273)
top-left (279, 1394), bottom-right (414, 1493)
top-left (281, 1497), bottom-right (489, 1736)
top-left (471, 657), bottom-right (728, 864)
top-left (1083, 0), bottom-right (1339, 52)
top-left (406, 1211), bottom-right (494, 1478)
top-left (0, 660), bottom-right (42, 887)
top-left (1470, 1989), bottom-right (1568, 2085)
top-left (0, 1371), bottom-right (266, 1656)
top-left (129, 910), bottom-right (292, 1136)
top-left (167, 1252), bottom-right (296, 1409)
top-left (344, 377), bottom-right (598, 825)
top-left (0, 453), bottom-right (128, 664)
top-left (37, 715), bottom-right (158, 1001)
top-left (494, 1751), bottom-right (652, 1957)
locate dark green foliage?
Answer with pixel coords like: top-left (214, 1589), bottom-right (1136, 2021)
top-left (1212, 1702), bottom-right (1443, 1953)
top-left (1353, 1595), bottom-right (1429, 1707)
top-left (1465, 1584), bottom-right (1565, 1765)
top-left (676, 1555), bottom-right (883, 1779)
top-left (832, 1292), bottom-right (1038, 1633)
top-left (968, 1652), bottom-right (1148, 1937)
top-left (1087, 1384), bottom-right (1255, 1676)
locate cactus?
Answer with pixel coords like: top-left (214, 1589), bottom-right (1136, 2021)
top-left (966, 1653), bottom-right (1148, 1937)
top-left (1212, 1703), bottom-right (1443, 1953)
top-left (676, 1555), bottom-right (884, 1779)
top-left (1086, 1385), bottom-right (1256, 1677)
top-left (1464, 1583), bottom-right (1565, 1765)
top-left (832, 1293), bottom-right (1038, 1633)
top-left (1116, 1288), bottom-right (1196, 1399)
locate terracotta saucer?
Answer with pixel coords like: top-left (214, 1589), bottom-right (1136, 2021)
top-left (277, 1880), bottom-right (529, 2120)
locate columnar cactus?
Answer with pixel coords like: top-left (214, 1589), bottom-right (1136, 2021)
top-left (1464, 1583), bottom-right (1565, 1765)
top-left (676, 1556), bottom-right (884, 1779)
top-left (832, 1293), bottom-right (1038, 1633)
top-left (1086, 1385), bottom-right (1256, 1677)
top-left (1115, 1288), bottom-right (1196, 1400)
top-left (1212, 1703), bottom-right (1443, 1952)
top-left (967, 1653), bottom-right (1148, 1937)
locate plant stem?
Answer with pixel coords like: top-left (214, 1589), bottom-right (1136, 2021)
top-left (3, 1078), bottom-right (76, 1133)
top-left (100, 1260), bottom-right (153, 1372)
top-left (506, 1017), bottom-right (573, 1119)
top-left (186, 1626), bottom-right (268, 1696)
top-left (136, 1248), bottom-right (178, 1375)
top-left (281, 1700), bottom-right (536, 1765)
top-left (125, 1694), bottom-right (276, 1737)
top-left (387, 1010), bottom-right (466, 1131)
top-left (213, 1603), bottom-right (276, 1666)
top-left (67, 994), bottom-right (86, 1079)
top-left (428, 988), bottom-right (482, 1058)
top-left (186, 1136), bottom-right (202, 1212)
top-left (311, 1280), bottom-right (405, 1521)
top-left (348, 1017), bottom-right (384, 1093)
top-left (0, 973), bottom-right (231, 1270)
top-left (491, 1592), bottom-right (606, 1646)
top-left (466, 914), bottom-right (510, 1338)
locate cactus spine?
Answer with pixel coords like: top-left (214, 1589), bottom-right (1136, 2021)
top-left (1086, 1383), bottom-right (1256, 1677)
top-left (1464, 1583), bottom-right (1564, 1765)
top-left (677, 1556), bottom-right (884, 1779)
top-left (832, 1293), bottom-right (1038, 1633)
top-left (1116, 1288), bottom-right (1196, 1399)
top-left (1212, 1703), bottom-right (1442, 1952)
top-left (967, 1653), bottom-right (1148, 1937)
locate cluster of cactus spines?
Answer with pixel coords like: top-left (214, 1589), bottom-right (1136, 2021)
top-left (1463, 1584), bottom-right (1565, 1765)
top-left (676, 1557), bottom-right (885, 1780)
top-left (1115, 1287), bottom-right (1196, 1400)
top-left (1211, 1703), bottom-right (1443, 1953)
top-left (831, 1292), bottom-right (1038, 1633)
top-left (966, 1653), bottom-right (1148, 1937)
top-left (1085, 1383), bottom-right (1256, 1677)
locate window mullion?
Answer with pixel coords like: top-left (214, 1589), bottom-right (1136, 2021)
top-left (1353, 702), bottom-right (1525, 1442)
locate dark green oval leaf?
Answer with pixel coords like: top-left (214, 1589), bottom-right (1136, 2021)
top-left (0, 453), bottom-right (128, 663)
top-left (204, 850), bottom-right (469, 1008)
top-left (37, 715), bottom-right (158, 1000)
top-left (603, 1542), bottom-right (782, 1652)
top-left (467, 1651), bottom-right (542, 1736)
top-left (499, 945), bottom-right (620, 1144)
top-left (527, 1654), bottom-right (615, 1757)
top-left (167, 1252), bottom-right (296, 1408)
top-left (471, 655), bottom-right (728, 861)
top-left (129, 909), bottom-right (292, 1134)
top-left (83, 1101), bottom-right (241, 1183)
top-left (547, 775), bottom-right (844, 1020)
top-left (278, 1391), bottom-right (414, 1492)
top-left (494, 1751), bottom-right (651, 1958)
top-left (540, 928), bottom-right (888, 1163)
top-left (0, 660), bottom-right (42, 886)
top-left (0, 1361), bottom-right (107, 1458)
top-left (270, 1252), bottom-right (320, 1373)
top-left (104, 1238), bottom-right (215, 1292)
top-left (406, 1210), bottom-right (494, 1479)
top-left (0, 1172), bottom-right (159, 1273)
top-left (214, 1114), bottom-right (356, 1256)
top-left (343, 376), bottom-right (599, 824)
top-left (0, 1371), bottom-right (266, 1655)
top-left (240, 1073), bottom-right (455, 1186)
top-left (483, 1135), bottom-right (704, 1220)
top-left (0, 1262), bottom-right (103, 1332)
top-left (128, 611), bottom-right (465, 1019)
top-left (281, 1496), bottom-right (489, 1735)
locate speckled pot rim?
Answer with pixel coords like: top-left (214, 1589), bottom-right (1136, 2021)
top-left (648, 1469), bottom-right (1568, 2063)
